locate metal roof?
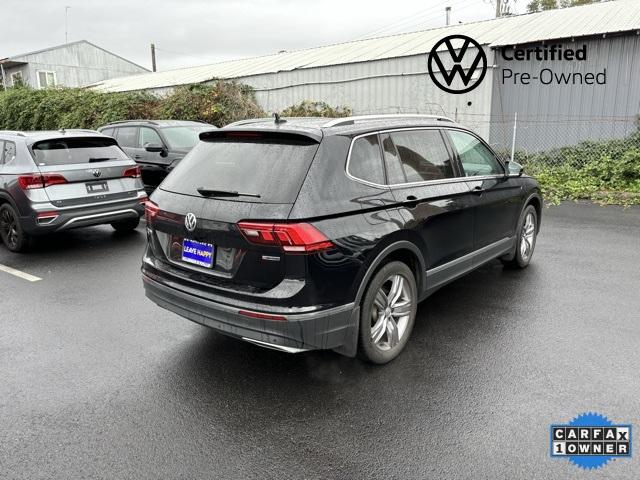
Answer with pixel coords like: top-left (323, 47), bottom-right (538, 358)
top-left (1, 40), bottom-right (150, 72)
top-left (91, 0), bottom-right (640, 93)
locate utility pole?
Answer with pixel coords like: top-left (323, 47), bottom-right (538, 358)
top-left (65, 6), bottom-right (70, 43)
top-left (445, 6), bottom-right (451, 26)
top-left (495, 0), bottom-right (502, 17)
top-left (150, 43), bottom-right (157, 72)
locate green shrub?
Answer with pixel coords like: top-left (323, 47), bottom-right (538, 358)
top-left (0, 85), bottom-right (159, 130)
top-left (158, 81), bottom-right (265, 126)
top-left (0, 81), bottom-right (265, 130)
top-left (280, 100), bottom-right (351, 118)
top-left (518, 135), bottom-right (640, 206)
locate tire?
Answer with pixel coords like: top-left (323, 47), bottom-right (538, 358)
top-left (358, 261), bottom-right (418, 364)
top-left (502, 205), bottom-right (538, 269)
top-left (111, 216), bottom-right (140, 232)
top-left (0, 204), bottom-right (30, 253)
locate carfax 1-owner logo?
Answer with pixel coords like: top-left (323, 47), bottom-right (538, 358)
top-left (551, 412), bottom-right (632, 470)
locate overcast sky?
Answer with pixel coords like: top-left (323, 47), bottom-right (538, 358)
top-left (2, 0), bottom-right (526, 71)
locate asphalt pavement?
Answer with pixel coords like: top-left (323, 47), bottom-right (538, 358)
top-left (1, 202), bottom-right (639, 479)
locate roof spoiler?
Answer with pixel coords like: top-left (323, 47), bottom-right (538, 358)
top-left (200, 128), bottom-right (322, 143)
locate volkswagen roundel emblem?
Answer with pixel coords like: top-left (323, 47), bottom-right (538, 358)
top-left (91, 169), bottom-right (102, 178)
top-left (185, 212), bottom-right (197, 232)
top-left (427, 34), bottom-right (487, 94)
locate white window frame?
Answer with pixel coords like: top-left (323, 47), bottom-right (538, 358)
top-left (36, 70), bottom-right (57, 89)
top-left (10, 71), bottom-right (23, 86)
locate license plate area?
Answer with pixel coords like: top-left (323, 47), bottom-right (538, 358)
top-left (181, 238), bottom-right (215, 268)
top-left (86, 181), bottom-right (109, 193)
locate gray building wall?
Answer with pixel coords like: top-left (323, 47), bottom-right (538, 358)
top-left (208, 47), bottom-right (496, 139)
top-left (489, 33), bottom-right (640, 152)
top-left (3, 41), bottom-right (147, 89)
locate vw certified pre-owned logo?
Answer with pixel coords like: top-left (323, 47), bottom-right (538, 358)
top-left (91, 169), bottom-right (102, 178)
top-left (184, 212), bottom-right (197, 232)
top-left (428, 34), bottom-right (487, 94)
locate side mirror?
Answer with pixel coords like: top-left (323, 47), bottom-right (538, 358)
top-left (144, 142), bottom-right (165, 153)
top-left (507, 160), bottom-right (524, 177)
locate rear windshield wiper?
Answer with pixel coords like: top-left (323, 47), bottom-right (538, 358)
top-left (89, 157), bottom-right (118, 162)
top-left (197, 187), bottom-right (261, 198)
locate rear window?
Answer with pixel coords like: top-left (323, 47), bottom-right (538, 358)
top-left (161, 133), bottom-right (319, 203)
top-left (31, 137), bottom-right (128, 166)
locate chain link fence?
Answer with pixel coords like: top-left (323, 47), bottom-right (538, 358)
top-left (473, 114), bottom-right (640, 169)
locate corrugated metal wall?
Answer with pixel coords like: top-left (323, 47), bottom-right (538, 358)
top-left (490, 34), bottom-right (640, 151)
top-left (230, 48), bottom-right (496, 139)
top-left (14, 42), bottom-right (147, 88)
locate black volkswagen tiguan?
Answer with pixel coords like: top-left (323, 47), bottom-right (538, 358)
top-left (142, 115), bottom-right (542, 364)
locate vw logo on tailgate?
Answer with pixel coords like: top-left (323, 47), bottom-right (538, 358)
top-left (91, 169), bottom-right (102, 178)
top-left (185, 212), bottom-right (197, 232)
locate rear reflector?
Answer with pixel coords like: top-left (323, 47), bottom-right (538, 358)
top-left (36, 211), bottom-right (59, 224)
top-left (18, 174), bottom-right (67, 190)
top-left (144, 200), bottom-right (160, 222)
top-left (238, 310), bottom-right (287, 321)
top-left (123, 166), bottom-right (141, 178)
top-left (237, 222), bottom-right (334, 253)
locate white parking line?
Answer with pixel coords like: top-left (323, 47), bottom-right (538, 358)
top-left (0, 264), bottom-right (42, 282)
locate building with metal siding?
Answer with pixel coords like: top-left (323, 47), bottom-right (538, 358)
top-left (0, 40), bottom-right (148, 90)
top-left (89, 0), bottom-right (640, 149)
top-left (491, 33), bottom-right (640, 151)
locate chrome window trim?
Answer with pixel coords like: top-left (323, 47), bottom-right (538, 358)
top-left (345, 126), bottom-right (506, 190)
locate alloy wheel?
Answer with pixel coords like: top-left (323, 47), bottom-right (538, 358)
top-left (0, 207), bottom-right (19, 250)
top-left (519, 212), bottom-right (536, 261)
top-left (370, 274), bottom-right (413, 351)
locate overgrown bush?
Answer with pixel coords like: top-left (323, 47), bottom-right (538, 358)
top-left (0, 85), bottom-right (159, 130)
top-left (516, 131), bottom-right (640, 206)
top-left (279, 100), bottom-right (351, 118)
top-left (0, 81), bottom-right (265, 130)
top-left (158, 81), bottom-right (265, 126)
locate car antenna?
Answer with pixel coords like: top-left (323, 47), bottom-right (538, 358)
top-left (273, 113), bottom-right (286, 124)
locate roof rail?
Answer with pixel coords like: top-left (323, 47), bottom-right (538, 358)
top-left (102, 119), bottom-right (159, 126)
top-left (0, 130), bottom-right (26, 136)
top-left (322, 114), bottom-right (454, 128)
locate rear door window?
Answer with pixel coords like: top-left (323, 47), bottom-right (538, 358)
top-left (388, 130), bottom-right (455, 182)
top-left (161, 133), bottom-right (319, 204)
top-left (348, 134), bottom-right (384, 185)
top-left (31, 137), bottom-right (128, 166)
top-left (381, 134), bottom-right (407, 185)
top-left (115, 127), bottom-right (139, 148)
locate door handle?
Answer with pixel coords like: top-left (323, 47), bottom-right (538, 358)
top-left (134, 155), bottom-right (142, 159)
top-left (472, 186), bottom-right (485, 195)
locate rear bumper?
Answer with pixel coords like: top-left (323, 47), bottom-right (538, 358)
top-left (142, 272), bottom-right (359, 356)
top-left (21, 196), bottom-right (145, 234)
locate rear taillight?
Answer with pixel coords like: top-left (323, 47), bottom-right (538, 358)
top-left (144, 200), bottom-right (160, 222)
top-left (123, 166), bottom-right (141, 178)
top-left (237, 222), bottom-right (334, 254)
top-left (18, 174), bottom-right (67, 190)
